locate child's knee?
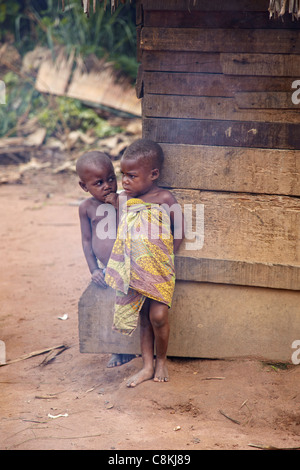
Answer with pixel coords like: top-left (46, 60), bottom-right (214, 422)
top-left (150, 302), bottom-right (168, 328)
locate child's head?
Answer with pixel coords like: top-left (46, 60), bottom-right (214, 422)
top-left (120, 139), bottom-right (164, 198)
top-left (76, 151), bottom-right (117, 202)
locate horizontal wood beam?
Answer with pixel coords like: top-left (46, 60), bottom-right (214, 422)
top-left (172, 188), bottom-right (300, 267)
top-left (144, 9), bottom-right (300, 29)
top-left (141, 28), bottom-right (300, 54)
top-left (175, 256), bottom-right (300, 290)
top-left (142, 51), bottom-right (300, 76)
top-left (79, 280), bottom-right (300, 360)
top-left (143, 117), bottom-right (300, 149)
top-left (141, 0), bottom-right (269, 12)
top-left (158, 143), bottom-right (300, 196)
top-left (143, 94), bottom-right (300, 123)
top-left (142, 51), bottom-right (223, 73)
top-left (221, 53), bottom-right (300, 76)
top-left (143, 72), bottom-right (295, 97)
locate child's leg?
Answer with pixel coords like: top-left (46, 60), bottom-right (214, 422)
top-left (106, 353), bottom-right (135, 368)
top-left (149, 300), bottom-right (170, 382)
top-left (126, 299), bottom-right (155, 387)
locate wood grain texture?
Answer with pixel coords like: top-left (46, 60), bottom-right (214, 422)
top-left (142, 50), bottom-right (223, 73)
top-left (221, 53), bottom-right (300, 76)
top-left (143, 72), bottom-right (295, 96)
top-left (143, 94), bottom-right (300, 123)
top-left (78, 280), bottom-right (300, 360)
top-left (141, 28), bottom-right (300, 54)
top-left (175, 256), bottom-right (300, 290)
top-left (141, 0), bottom-right (269, 12)
top-left (143, 117), bottom-right (300, 149)
top-left (144, 9), bottom-right (300, 29)
top-left (173, 189), bottom-right (300, 267)
top-left (142, 51), bottom-right (300, 76)
top-left (158, 143), bottom-right (300, 196)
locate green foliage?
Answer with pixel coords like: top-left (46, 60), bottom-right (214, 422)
top-left (0, 1), bottom-right (136, 140)
top-left (38, 95), bottom-right (122, 138)
top-left (0, 0), bottom-right (21, 41)
top-left (9, 0), bottom-right (138, 78)
top-left (0, 72), bottom-right (122, 139)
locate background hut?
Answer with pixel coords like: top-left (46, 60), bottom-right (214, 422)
top-left (79, 0), bottom-right (300, 362)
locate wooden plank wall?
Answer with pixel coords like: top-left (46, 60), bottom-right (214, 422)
top-left (138, 0), bottom-right (300, 291)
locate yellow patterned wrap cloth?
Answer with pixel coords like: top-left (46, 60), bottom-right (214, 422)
top-left (105, 198), bottom-right (175, 335)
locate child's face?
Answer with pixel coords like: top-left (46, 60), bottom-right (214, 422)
top-left (79, 163), bottom-right (117, 202)
top-left (120, 158), bottom-right (158, 198)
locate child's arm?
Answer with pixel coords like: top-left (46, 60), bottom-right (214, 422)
top-left (79, 201), bottom-right (107, 288)
top-left (162, 191), bottom-right (185, 253)
top-left (104, 192), bottom-right (118, 208)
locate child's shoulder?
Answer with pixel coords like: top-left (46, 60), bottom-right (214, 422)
top-left (155, 187), bottom-right (178, 206)
top-left (78, 196), bottom-right (100, 214)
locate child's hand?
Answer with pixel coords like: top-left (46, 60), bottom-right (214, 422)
top-left (104, 192), bottom-right (118, 208)
top-left (91, 268), bottom-right (107, 288)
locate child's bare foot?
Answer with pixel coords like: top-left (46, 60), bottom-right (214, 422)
top-left (154, 359), bottom-right (169, 382)
top-left (126, 367), bottom-right (154, 387)
top-left (106, 353), bottom-right (135, 368)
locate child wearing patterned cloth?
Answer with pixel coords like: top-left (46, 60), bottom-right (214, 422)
top-left (76, 151), bottom-right (135, 368)
top-left (105, 139), bottom-right (184, 387)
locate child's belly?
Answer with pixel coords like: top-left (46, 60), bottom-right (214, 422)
top-left (92, 237), bottom-right (115, 266)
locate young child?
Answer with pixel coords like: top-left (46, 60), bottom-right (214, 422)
top-left (105, 139), bottom-right (184, 387)
top-left (76, 150), bottom-right (135, 368)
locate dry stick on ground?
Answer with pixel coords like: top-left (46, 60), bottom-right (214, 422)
top-left (0, 344), bottom-right (69, 367)
top-left (219, 409), bottom-right (241, 425)
top-left (248, 443), bottom-right (300, 450)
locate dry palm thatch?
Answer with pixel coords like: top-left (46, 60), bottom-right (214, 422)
top-left (269, 0), bottom-right (300, 19)
top-left (57, 0), bottom-right (299, 19)
top-left (59, 0), bottom-right (131, 16)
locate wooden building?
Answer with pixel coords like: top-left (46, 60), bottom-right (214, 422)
top-left (79, 0), bottom-right (300, 361)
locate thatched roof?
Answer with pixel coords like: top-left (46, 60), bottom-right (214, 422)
top-left (65, 0), bottom-right (299, 19)
top-left (268, 0), bottom-right (300, 19)
top-left (67, 0), bottom-right (132, 15)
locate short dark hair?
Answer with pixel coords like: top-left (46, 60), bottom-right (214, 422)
top-left (122, 139), bottom-right (164, 170)
top-left (76, 151), bottom-right (113, 180)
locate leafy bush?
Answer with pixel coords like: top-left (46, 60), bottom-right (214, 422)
top-left (1, 0), bottom-right (138, 79)
top-left (0, 71), bottom-right (122, 139)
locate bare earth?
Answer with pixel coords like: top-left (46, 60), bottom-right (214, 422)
top-left (1, 165), bottom-right (300, 451)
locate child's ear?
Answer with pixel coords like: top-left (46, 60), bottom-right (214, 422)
top-left (79, 181), bottom-right (88, 192)
top-left (151, 168), bottom-right (160, 181)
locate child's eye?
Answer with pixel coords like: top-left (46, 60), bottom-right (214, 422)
top-left (96, 180), bottom-right (103, 186)
top-left (108, 176), bottom-right (115, 182)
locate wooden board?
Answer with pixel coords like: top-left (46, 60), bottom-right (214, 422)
top-left (143, 94), bottom-right (300, 123)
top-left (141, 28), bottom-right (300, 54)
top-left (143, 72), bottom-right (295, 97)
top-left (78, 280), bottom-right (300, 361)
top-left (144, 10), bottom-right (300, 29)
top-left (143, 117), bottom-right (300, 149)
top-left (172, 189), bottom-right (300, 267)
top-left (36, 50), bottom-right (74, 96)
top-left (175, 256), bottom-right (300, 291)
top-left (221, 53), bottom-right (300, 76)
top-left (167, 281), bottom-right (300, 360)
top-left (141, 0), bottom-right (269, 12)
top-left (142, 51), bottom-right (300, 76)
top-left (78, 283), bottom-right (140, 354)
top-left (143, 51), bottom-right (223, 73)
top-left (158, 144), bottom-right (300, 196)
top-left (67, 65), bottom-right (141, 116)
top-left (235, 92), bottom-right (300, 109)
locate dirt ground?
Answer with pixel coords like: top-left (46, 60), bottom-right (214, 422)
top-left (1, 161), bottom-right (300, 452)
